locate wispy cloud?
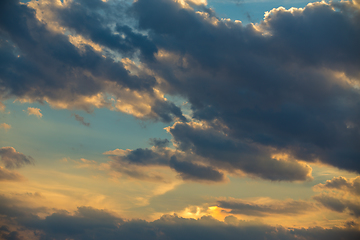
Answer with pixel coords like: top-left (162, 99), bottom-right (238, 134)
top-left (72, 113), bottom-right (90, 127)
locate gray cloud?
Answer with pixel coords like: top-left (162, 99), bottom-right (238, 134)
top-left (0, 147), bottom-right (34, 169)
top-left (149, 138), bottom-right (170, 148)
top-left (0, 194), bottom-right (358, 240)
top-left (131, 0), bottom-right (360, 174)
top-left (169, 156), bottom-right (225, 182)
top-left (168, 122), bottom-right (312, 181)
top-left (1, 0), bottom-right (360, 182)
top-left (73, 114), bottom-right (90, 127)
top-left (314, 194), bottom-right (360, 218)
top-left (316, 176), bottom-right (360, 196)
top-left (217, 198), bottom-right (316, 216)
top-left (0, 0), bottom-right (185, 122)
top-left (107, 146), bottom-right (226, 182)
top-left (0, 226), bottom-right (21, 240)
top-left (0, 167), bottom-right (24, 182)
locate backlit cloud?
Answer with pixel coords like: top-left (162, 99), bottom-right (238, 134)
top-left (27, 107), bottom-right (42, 118)
top-left (0, 147), bottom-right (34, 169)
top-left (0, 0), bottom-right (360, 238)
top-left (0, 123), bottom-right (11, 131)
top-left (0, 194), bottom-right (358, 240)
top-left (315, 176), bottom-right (360, 196)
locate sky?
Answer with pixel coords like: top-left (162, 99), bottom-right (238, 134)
top-left (0, 0), bottom-right (360, 239)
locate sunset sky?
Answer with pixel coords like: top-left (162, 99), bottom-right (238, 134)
top-left (1, 0), bottom-right (360, 239)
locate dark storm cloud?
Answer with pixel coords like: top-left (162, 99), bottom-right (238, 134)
top-left (314, 194), bottom-right (360, 218)
top-left (130, 0), bottom-right (360, 174)
top-left (0, 147), bottom-right (34, 169)
top-left (217, 198), bottom-right (316, 216)
top-left (73, 114), bottom-right (90, 127)
top-left (316, 176), bottom-right (360, 196)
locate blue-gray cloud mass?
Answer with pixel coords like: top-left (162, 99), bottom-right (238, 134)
top-left (1, 0), bottom-right (360, 180)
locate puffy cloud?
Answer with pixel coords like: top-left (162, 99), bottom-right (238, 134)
top-left (0, 0), bottom-right (185, 122)
top-left (0, 147), bottom-right (34, 169)
top-left (1, 0), bottom-right (360, 182)
top-left (315, 176), bottom-right (360, 196)
top-left (0, 123), bottom-right (11, 131)
top-left (72, 113), bottom-right (90, 127)
top-left (27, 107), bottom-right (42, 118)
top-left (130, 0), bottom-right (360, 175)
top-left (217, 198), bottom-right (317, 216)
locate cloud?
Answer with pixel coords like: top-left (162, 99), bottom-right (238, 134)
top-left (0, 123), bottom-right (11, 131)
top-left (1, 0), bottom-right (360, 183)
top-left (314, 194), bottom-right (360, 218)
top-left (149, 138), bottom-right (170, 148)
top-left (0, 226), bottom-right (21, 240)
top-left (315, 176), bottom-right (360, 196)
top-left (24, 206), bottom-right (122, 236)
top-left (169, 156), bottom-right (225, 182)
top-left (167, 121), bottom-right (313, 181)
top-left (72, 113), bottom-right (90, 127)
top-left (0, 102), bottom-right (5, 112)
top-left (0, 166), bottom-right (24, 181)
top-left (105, 145), bottom-right (226, 182)
top-left (0, 0), bottom-right (185, 122)
top-left (105, 121), bottom-right (313, 182)
top-left (217, 198), bottom-right (317, 216)
top-left (130, 0), bottom-right (360, 174)
top-left (27, 107), bottom-right (42, 118)
top-left (0, 194), bottom-right (358, 240)
top-left (0, 147), bottom-right (34, 169)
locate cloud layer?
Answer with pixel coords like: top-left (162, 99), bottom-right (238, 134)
top-left (0, 193), bottom-right (359, 240)
top-left (1, 0), bottom-right (360, 183)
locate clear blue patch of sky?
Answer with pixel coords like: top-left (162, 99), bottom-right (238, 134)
top-left (0, 100), bottom-right (172, 166)
top-left (207, 0), bottom-right (340, 24)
